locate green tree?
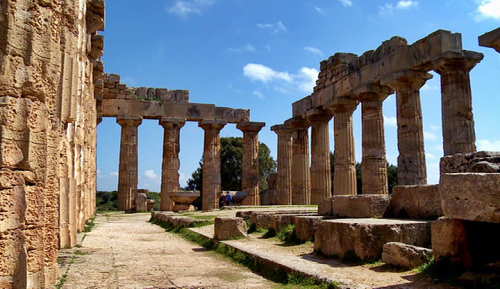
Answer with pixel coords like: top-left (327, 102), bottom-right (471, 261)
top-left (185, 137), bottom-right (277, 193)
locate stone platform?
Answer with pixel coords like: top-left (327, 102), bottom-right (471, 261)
top-left (314, 218), bottom-right (432, 261)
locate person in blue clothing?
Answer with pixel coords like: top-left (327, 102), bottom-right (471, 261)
top-left (225, 192), bottom-right (233, 206)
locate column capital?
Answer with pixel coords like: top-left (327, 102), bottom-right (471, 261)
top-left (284, 116), bottom-right (310, 130)
top-left (306, 108), bottom-right (334, 123)
top-left (479, 27), bottom-right (500, 53)
top-left (329, 97), bottom-right (359, 114)
top-left (159, 117), bottom-right (186, 129)
top-left (117, 115), bottom-right (142, 127)
top-left (237, 121), bottom-right (265, 133)
top-left (271, 124), bottom-right (293, 135)
top-left (432, 50), bottom-right (484, 75)
top-left (199, 119), bottom-right (227, 131)
top-left (353, 84), bottom-right (393, 102)
top-left (380, 70), bottom-right (433, 91)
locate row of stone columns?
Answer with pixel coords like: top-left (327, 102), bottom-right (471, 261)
top-left (116, 116), bottom-right (264, 211)
top-left (272, 51), bottom-right (481, 205)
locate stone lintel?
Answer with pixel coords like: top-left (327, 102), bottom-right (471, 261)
top-left (432, 50), bottom-right (484, 73)
top-left (199, 119), bottom-right (227, 130)
top-left (284, 116), bottom-right (310, 129)
top-left (353, 84), bottom-right (393, 102)
top-left (237, 121), bottom-right (266, 133)
top-left (116, 115), bottom-right (142, 126)
top-left (270, 124), bottom-right (293, 134)
top-left (306, 108), bottom-right (334, 122)
top-left (479, 27), bottom-right (500, 52)
top-left (380, 70), bottom-right (433, 91)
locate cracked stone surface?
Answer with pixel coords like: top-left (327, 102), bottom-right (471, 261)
top-left (57, 212), bottom-right (275, 289)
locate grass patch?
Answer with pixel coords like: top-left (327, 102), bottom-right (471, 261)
top-left (84, 214), bottom-right (97, 233)
top-left (262, 228), bottom-right (276, 239)
top-left (151, 217), bottom-right (341, 288)
top-left (74, 250), bottom-right (90, 256)
top-left (55, 254), bottom-right (77, 289)
top-left (276, 224), bottom-right (303, 245)
top-left (414, 257), bottom-right (466, 282)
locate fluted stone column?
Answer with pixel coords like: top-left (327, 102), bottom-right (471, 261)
top-left (271, 124), bottom-right (293, 205)
top-left (287, 118), bottom-right (311, 205)
top-left (307, 109), bottom-right (333, 204)
top-left (238, 122), bottom-right (265, 206)
top-left (433, 50), bottom-right (483, 156)
top-left (199, 120), bottom-right (227, 210)
top-left (332, 99), bottom-right (358, 195)
top-left (117, 115), bottom-right (142, 211)
top-left (383, 71), bottom-right (430, 185)
top-left (358, 87), bottom-right (391, 195)
top-left (159, 117), bottom-right (186, 211)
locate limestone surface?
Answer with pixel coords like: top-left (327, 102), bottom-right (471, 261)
top-left (214, 217), bottom-right (247, 240)
top-left (294, 216), bottom-right (325, 242)
top-left (382, 242), bottom-right (432, 269)
top-left (332, 195), bottom-right (391, 218)
top-left (391, 185), bottom-right (443, 219)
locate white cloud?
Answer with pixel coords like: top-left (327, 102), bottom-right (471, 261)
top-left (243, 63), bottom-right (292, 83)
top-left (97, 169), bottom-right (102, 174)
top-left (397, 0), bottom-right (418, 9)
top-left (265, 45), bottom-right (271, 52)
top-left (296, 67), bottom-right (319, 93)
top-left (339, 0), bottom-right (353, 7)
top-left (179, 173), bottom-right (188, 188)
top-left (110, 171), bottom-right (119, 176)
top-left (426, 153), bottom-right (437, 159)
top-left (315, 6), bottom-right (325, 14)
top-left (424, 131), bottom-right (437, 141)
top-left (475, 0), bottom-right (500, 21)
top-left (427, 162), bottom-right (440, 184)
top-left (304, 46), bottom-right (323, 55)
top-left (379, 1), bottom-right (418, 15)
top-left (430, 125), bottom-right (441, 132)
top-left (253, 89), bottom-right (265, 99)
top-left (384, 115), bottom-right (397, 127)
top-left (227, 44), bottom-right (256, 54)
top-left (477, 139), bottom-right (500, 151)
top-left (256, 21), bottom-right (287, 33)
top-left (167, 0), bottom-right (215, 17)
top-left (145, 169), bottom-right (159, 180)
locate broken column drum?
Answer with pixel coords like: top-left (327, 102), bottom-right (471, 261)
top-left (271, 125), bottom-right (293, 205)
top-left (117, 115), bottom-right (143, 211)
top-left (159, 117), bottom-right (186, 211)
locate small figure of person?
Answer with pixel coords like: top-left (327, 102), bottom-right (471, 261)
top-left (225, 192), bottom-right (233, 206)
top-left (219, 192), bottom-right (225, 208)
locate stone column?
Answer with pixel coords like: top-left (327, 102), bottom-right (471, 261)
top-left (237, 122), bottom-right (266, 206)
top-left (199, 120), bottom-right (227, 210)
top-left (307, 109), bottom-right (333, 204)
top-left (271, 124), bottom-right (293, 205)
top-left (357, 86), bottom-right (391, 195)
top-left (332, 99), bottom-right (358, 195)
top-left (159, 117), bottom-right (186, 211)
top-left (383, 71), bottom-right (430, 185)
top-left (117, 116), bottom-right (142, 211)
top-left (432, 50), bottom-right (483, 156)
top-left (287, 118), bottom-right (311, 205)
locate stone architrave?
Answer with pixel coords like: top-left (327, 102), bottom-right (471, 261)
top-left (287, 118), bottom-right (311, 205)
top-left (117, 115), bottom-right (142, 211)
top-left (159, 117), bottom-right (186, 211)
top-left (382, 71), bottom-right (431, 186)
top-left (479, 27), bottom-right (500, 53)
top-left (307, 109), bottom-right (334, 204)
top-left (432, 50), bottom-right (483, 156)
top-left (357, 86), bottom-right (392, 195)
top-left (199, 120), bottom-right (227, 210)
top-left (271, 125), bottom-right (293, 205)
top-left (237, 122), bottom-right (266, 206)
top-left (332, 99), bottom-right (358, 195)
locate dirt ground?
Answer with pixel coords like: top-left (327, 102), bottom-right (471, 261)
top-left (56, 212), bottom-right (276, 289)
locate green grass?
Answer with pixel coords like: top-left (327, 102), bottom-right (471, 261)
top-left (276, 224), bottom-right (303, 245)
top-left (151, 217), bottom-right (341, 288)
top-left (84, 215), bottom-right (96, 233)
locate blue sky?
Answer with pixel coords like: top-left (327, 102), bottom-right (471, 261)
top-left (97, 0), bottom-right (500, 192)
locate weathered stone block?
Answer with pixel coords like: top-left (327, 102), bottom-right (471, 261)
top-left (235, 210), bottom-right (253, 220)
top-left (108, 74), bottom-right (120, 83)
top-left (271, 214), bottom-right (296, 233)
top-left (332, 195), bottom-right (391, 218)
top-left (440, 151), bottom-right (500, 174)
top-left (382, 242), bottom-right (432, 269)
top-left (390, 185), bottom-right (443, 219)
top-left (260, 188), bottom-right (278, 205)
top-left (314, 218), bottom-right (431, 261)
top-left (294, 216), bottom-right (324, 242)
top-left (440, 173), bottom-right (500, 223)
top-left (135, 193), bottom-right (147, 212)
top-left (318, 197), bottom-right (333, 215)
top-left (214, 217), bottom-right (247, 240)
top-left (249, 212), bottom-right (274, 230)
top-left (431, 217), bottom-right (471, 267)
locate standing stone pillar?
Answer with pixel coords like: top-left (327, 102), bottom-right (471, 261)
top-left (332, 99), bottom-right (358, 195)
top-left (307, 109), bottom-right (333, 204)
top-left (117, 115), bottom-right (142, 211)
top-left (382, 71), bottom-right (431, 185)
top-left (159, 117), bottom-right (186, 211)
top-left (287, 118), bottom-right (311, 205)
top-left (199, 120), bottom-right (227, 210)
top-left (237, 122), bottom-right (266, 206)
top-left (432, 50), bottom-right (483, 156)
top-left (357, 87), bottom-right (391, 194)
top-left (271, 125), bottom-right (293, 205)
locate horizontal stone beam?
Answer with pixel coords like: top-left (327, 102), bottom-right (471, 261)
top-left (102, 99), bottom-right (250, 123)
top-left (479, 27), bottom-right (500, 53)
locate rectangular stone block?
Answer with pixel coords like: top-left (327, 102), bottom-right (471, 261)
top-left (390, 185), bottom-right (443, 219)
top-left (440, 173), bottom-right (500, 223)
top-left (318, 197), bottom-right (333, 215)
top-left (314, 218), bottom-right (431, 261)
top-left (294, 216), bottom-right (325, 242)
top-left (332, 195), bottom-right (391, 218)
top-left (270, 214), bottom-right (296, 233)
top-left (440, 151), bottom-right (500, 174)
top-left (214, 217), bottom-right (247, 240)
